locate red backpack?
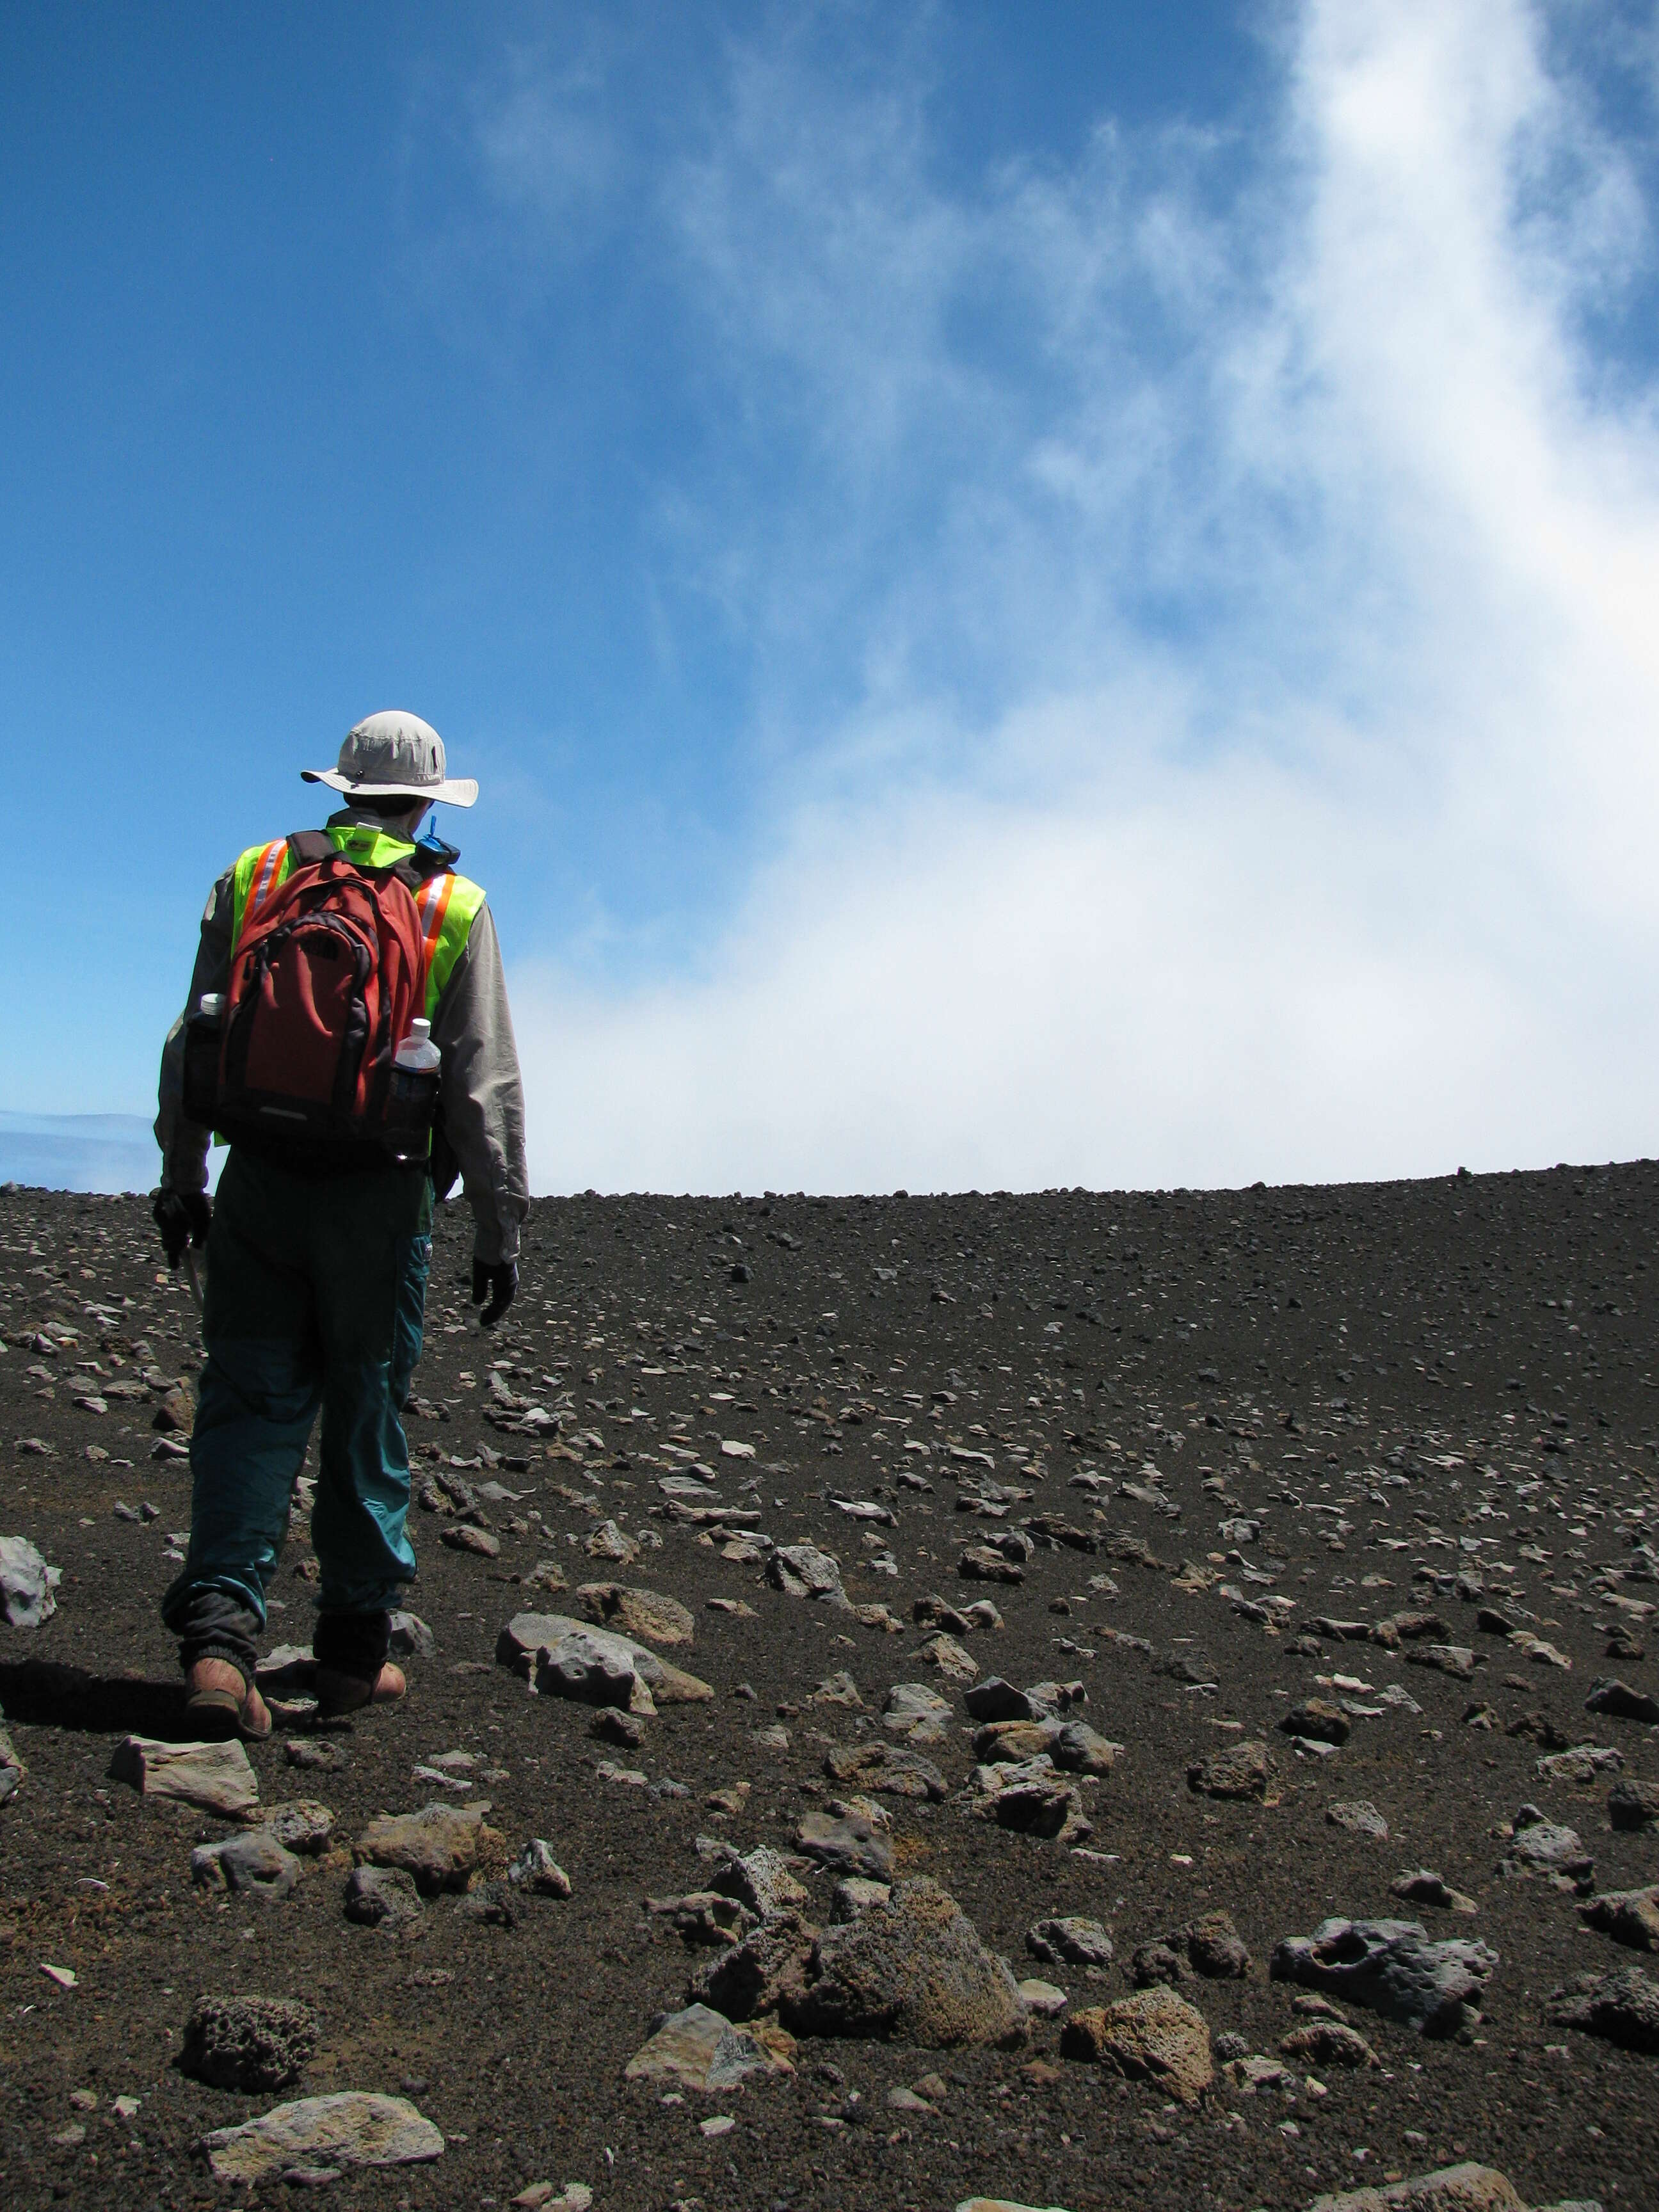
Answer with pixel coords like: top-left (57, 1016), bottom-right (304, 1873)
top-left (188, 831), bottom-right (437, 1162)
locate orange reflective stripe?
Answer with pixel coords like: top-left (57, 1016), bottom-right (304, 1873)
top-left (248, 840), bottom-right (285, 917)
top-left (415, 872), bottom-right (455, 969)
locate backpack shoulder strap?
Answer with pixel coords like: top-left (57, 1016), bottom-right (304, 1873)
top-left (286, 830), bottom-right (337, 867)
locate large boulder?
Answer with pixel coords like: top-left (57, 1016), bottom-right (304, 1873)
top-left (783, 1877), bottom-right (1027, 2048)
top-left (1270, 1918), bottom-right (1497, 2037)
top-left (1060, 1985), bottom-right (1214, 2105)
top-left (199, 2092), bottom-right (443, 2182)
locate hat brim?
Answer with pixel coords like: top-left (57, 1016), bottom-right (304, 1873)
top-left (302, 768), bottom-right (478, 808)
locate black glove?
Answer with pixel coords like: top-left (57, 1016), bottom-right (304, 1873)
top-left (472, 1258), bottom-right (517, 1328)
top-left (152, 1187), bottom-right (211, 1269)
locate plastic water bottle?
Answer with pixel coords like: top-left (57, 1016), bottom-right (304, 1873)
top-left (387, 1018), bottom-right (441, 1158)
top-left (182, 992), bottom-right (226, 1123)
top-left (393, 1018), bottom-right (441, 1078)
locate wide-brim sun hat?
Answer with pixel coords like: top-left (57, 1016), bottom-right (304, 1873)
top-left (302, 709), bottom-right (478, 808)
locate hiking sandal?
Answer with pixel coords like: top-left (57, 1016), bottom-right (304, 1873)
top-left (186, 1665), bottom-right (273, 1743)
top-left (314, 1660), bottom-right (407, 1719)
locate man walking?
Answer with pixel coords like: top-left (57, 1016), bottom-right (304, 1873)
top-left (152, 711), bottom-right (528, 1737)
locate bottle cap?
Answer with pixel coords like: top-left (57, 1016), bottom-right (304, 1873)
top-left (408, 1018), bottom-right (431, 1044)
top-left (199, 993), bottom-right (224, 1018)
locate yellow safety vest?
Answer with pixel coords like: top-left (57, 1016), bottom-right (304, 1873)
top-left (229, 824), bottom-right (488, 1022)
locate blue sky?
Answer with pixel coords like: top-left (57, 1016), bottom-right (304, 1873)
top-left (5, 3), bottom-right (1659, 1193)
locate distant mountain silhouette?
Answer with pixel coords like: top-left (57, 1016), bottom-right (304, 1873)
top-left (0, 1110), bottom-right (159, 1194)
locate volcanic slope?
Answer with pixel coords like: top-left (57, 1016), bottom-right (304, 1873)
top-left (1, 1164), bottom-right (1656, 2212)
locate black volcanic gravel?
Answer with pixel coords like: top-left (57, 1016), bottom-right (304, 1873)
top-left (1, 1164), bottom-right (1656, 2212)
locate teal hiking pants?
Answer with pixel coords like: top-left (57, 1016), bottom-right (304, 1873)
top-left (161, 1146), bottom-right (433, 1679)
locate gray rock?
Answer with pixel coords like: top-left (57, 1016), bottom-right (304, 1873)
top-left (1185, 1909), bottom-right (1251, 1978)
top-left (883, 1682), bottom-right (952, 1745)
top-left (200, 2091), bottom-right (444, 2181)
top-left (1608, 1777), bottom-right (1659, 1831)
top-left (810, 1669), bottom-right (863, 1708)
top-left (344, 1865), bottom-right (422, 1928)
top-left (257, 1800), bottom-right (335, 1855)
top-left (767, 1543), bottom-right (849, 1605)
top-left (1052, 1721), bottom-right (1121, 1775)
top-left (1279, 2018), bottom-right (1381, 2070)
top-left (793, 1809), bottom-right (894, 1880)
top-left (830, 1878), bottom-right (892, 1921)
top-left (1498, 1805), bottom-right (1594, 1884)
top-left (387, 1611), bottom-right (434, 1660)
top-left (191, 1832), bottom-right (300, 1903)
top-left (623, 2003), bottom-right (792, 2090)
top-left (509, 1839), bottom-right (573, 1897)
top-left (1390, 1870), bottom-right (1478, 1915)
top-left (180, 1994), bottom-right (320, 2091)
top-left (110, 1736), bottom-right (259, 1818)
top-left (1535, 1745), bottom-right (1623, 1786)
top-left (1187, 1739), bottom-right (1274, 1802)
top-left (1326, 1799), bottom-right (1390, 1840)
top-left (822, 1740), bottom-right (947, 1801)
top-left (1577, 1884), bottom-right (1659, 1952)
top-left (709, 1845), bottom-right (810, 1923)
top-left (1585, 1676), bottom-right (1659, 1725)
top-left (690, 1917), bottom-right (819, 2018)
top-left (1548, 1962), bottom-right (1659, 2051)
top-left (785, 1877), bottom-right (1027, 2048)
top-left (987, 1775), bottom-right (1088, 1841)
top-left (1131, 1939), bottom-right (1188, 1987)
top-left (0, 1535), bottom-right (61, 1627)
top-left (497, 1612), bottom-right (712, 1708)
top-left (1269, 1918), bottom-right (1498, 2036)
top-left (354, 1802), bottom-right (492, 1895)
top-left (1027, 1916), bottom-right (1114, 1969)
top-left (648, 1891), bottom-right (758, 1946)
top-left (1282, 1698), bottom-right (1350, 1747)
top-left (1307, 2167), bottom-right (1532, 2211)
top-left (963, 1677), bottom-right (1037, 1724)
top-left (1404, 1644), bottom-right (1480, 1681)
top-left (460, 1879), bottom-right (518, 1927)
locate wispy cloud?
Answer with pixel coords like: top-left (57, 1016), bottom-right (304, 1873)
top-left (495, 0), bottom-right (1659, 1191)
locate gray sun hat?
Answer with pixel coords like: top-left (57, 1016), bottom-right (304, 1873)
top-left (302, 710), bottom-right (478, 808)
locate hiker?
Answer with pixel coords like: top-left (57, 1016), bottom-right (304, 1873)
top-left (151, 711), bottom-right (528, 1738)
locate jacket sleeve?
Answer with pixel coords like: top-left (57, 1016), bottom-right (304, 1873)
top-left (429, 900), bottom-right (530, 1266)
top-left (155, 869), bottom-right (235, 1195)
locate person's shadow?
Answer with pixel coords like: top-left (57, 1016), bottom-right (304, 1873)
top-left (0, 1655), bottom-right (195, 1738)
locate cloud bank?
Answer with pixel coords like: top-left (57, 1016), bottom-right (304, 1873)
top-left (507, 0), bottom-right (1659, 1194)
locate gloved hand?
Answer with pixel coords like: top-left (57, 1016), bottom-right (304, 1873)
top-left (152, 1187), bottom-right (211, 1269)
top-left (472, 1258), bottom-right (518, 1328)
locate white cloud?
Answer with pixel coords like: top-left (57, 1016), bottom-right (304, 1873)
top-left (511, 0), bottom-right (1659, 1193)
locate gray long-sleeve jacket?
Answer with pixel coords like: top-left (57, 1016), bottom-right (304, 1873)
top-left (156, 820), bottom-right (529, 1265)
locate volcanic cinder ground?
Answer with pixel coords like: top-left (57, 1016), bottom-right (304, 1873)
top-left (2, 1165), bottom-right (1657, 2212)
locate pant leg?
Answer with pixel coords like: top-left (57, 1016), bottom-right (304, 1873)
top-left (161, 1149), bottom-right (322, 1676)
top-left (307, 1166), bottom-right (432, 1626)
